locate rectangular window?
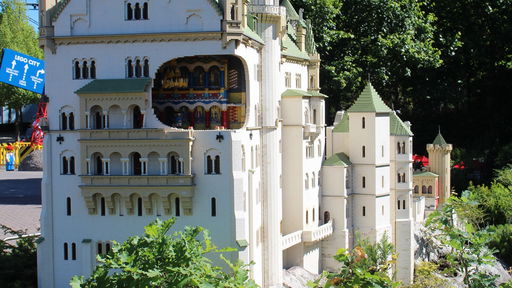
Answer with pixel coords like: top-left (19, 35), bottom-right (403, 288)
top-left (295, 73), bottom-right (301, 88)
top-left (285, 72), bottom-right (291, 88)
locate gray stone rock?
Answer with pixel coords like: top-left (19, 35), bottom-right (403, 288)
top-left (283, 266), bottom-right (319, 288)
top-left (19, 148), bottom-right (43, 171)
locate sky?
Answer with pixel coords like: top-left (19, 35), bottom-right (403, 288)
top-left (0, 0), bottom-right (40, 31)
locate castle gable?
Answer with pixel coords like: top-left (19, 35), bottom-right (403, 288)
top-left (52, 0), bottom-right (223, 37)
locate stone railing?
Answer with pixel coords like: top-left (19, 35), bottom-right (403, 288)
top-left (303, 220), bottom-right (333, 243)
top-left (282, 230), bottom-right (303, 250)
top-left (81, 175), bottom-right (194, 186)
top-left (79, 128), bottom-right (193, 141)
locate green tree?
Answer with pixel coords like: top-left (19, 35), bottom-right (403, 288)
top-left (310, 234), bottom-right (399, 288)
top-left (291, 0), bottom-right (441, 119)
top-left (0, 224), bottom-right (38, 288)
top-left (405, 262), bottom-right (453, 288)
top-left (0, 0), bottom-right (43, 139)
top-left (70, 218), bottom-right (258, 288)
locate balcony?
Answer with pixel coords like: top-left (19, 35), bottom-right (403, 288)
top-left (79, 128), bottom-right (193, 141)
top-left (282, 230), bottom-right (303, 250)
top-left (302, 220), bottom-right (333, 243)
top-left (304, 123), bottom-right (320, 137)
top-left (81, 174), bottom-right (194, 186)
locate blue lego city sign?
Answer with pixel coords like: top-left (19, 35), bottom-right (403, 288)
top-left (0, 48), bottom-right (45, 94)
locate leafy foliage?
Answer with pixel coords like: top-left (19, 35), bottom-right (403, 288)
top-left (405, 262), bottom-right (453, 288)
top-left (425, 197), bottom-right (499, 287)
top-left (0, 224), bottom-right (38, 288)
top-left (310, 233), bottom-right (399, 288)
top-left (70, 218), bottom-right (258, 288)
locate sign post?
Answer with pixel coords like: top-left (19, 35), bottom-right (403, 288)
top-left (0, 48), bottom-right (45, 94)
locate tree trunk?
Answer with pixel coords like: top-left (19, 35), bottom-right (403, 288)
top-left (14, 107), bottom-right (21, 141)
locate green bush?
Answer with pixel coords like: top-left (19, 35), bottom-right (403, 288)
top-left (487, 224), bottom-right (512, 267)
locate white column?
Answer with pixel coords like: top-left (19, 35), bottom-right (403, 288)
top-left (159, 158), bottom-right (168, 175)
top-left (121, 158), bottom-right (129, 175)
top-left (141, 110), bottom-right (146, 128)
top-left (178, 157), bottom-right (184, 175)
top-left (103, 158), bottom-right (111, 175)
top-left (122, 110), bottom-right (127, 128)
top-left (86, 158), bottom-right (91, 175)
top-left (140, 158), bottom-right (148, 175)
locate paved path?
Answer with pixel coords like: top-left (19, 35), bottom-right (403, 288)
top-left (0, 171), bottom-right (42, 239)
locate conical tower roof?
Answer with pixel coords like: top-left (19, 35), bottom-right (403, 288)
top-left (347, 82), bottom-right (392, 113)
top-left (432, 131), bottom-right (448, 145)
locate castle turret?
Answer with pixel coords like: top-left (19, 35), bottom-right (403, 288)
top-left (426, 131), bottom-right (452, 205)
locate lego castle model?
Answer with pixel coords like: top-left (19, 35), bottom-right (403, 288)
top-left (36, 1), bottom-right (452, 287)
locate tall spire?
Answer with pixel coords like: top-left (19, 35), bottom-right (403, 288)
top-left (432, 129), bottom-right (448, 146)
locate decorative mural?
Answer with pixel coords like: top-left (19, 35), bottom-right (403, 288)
top-left (152, 55), bottom-right (246, 130)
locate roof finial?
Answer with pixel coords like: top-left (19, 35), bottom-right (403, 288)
top-left (438, 125), bottom-right (441, 134)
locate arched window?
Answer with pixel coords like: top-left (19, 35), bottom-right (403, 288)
top-left (143, 59), bottom-right (149, 77)
top-left (362, 146), bottom-right (366, 158)
top-left (68, 113), bottom-right (75, 130)
top-left (134, 3), bottom-right (141, 20)
top-left (74, 61), bottom-right (81, 79)
top-left (398, 200), bottom-right (401, 210)
top-left (106, 242), bottom-right (111, 254)
top-left (170, 153), bottom-right (179, 175)
top-left (397, 142), bottom-right (401, 154)
top-left (127, 3), bottom-right (133, 20)
top-left (69, 156), bottom-right (75, 174)
top-left (127, 59), bottom-right (134, 78)
top-left (142, 2), bottom-right (149, 19)
top-left (306, 210), bottom-right (309, 224)
top-left (313, 208), bottom-right (315, 222)
top-left (362, 176), bottom-right (366, 188)
top-left (211, 197), bottom-right (217, 217)
top-left (137, 197), bottom-right (143, 216)
top-left (131, 153), bottom-right (142, 175)
top-left (135, 59), bottom-right (142, 78)
top-left (97, 242), bottom-right (103, 255)
top-left (100, 197), bottom-right (106, 216)
top-left (61, 113), bottom-right (68, 130)
top-left (206, 155), bottom-right (213, 174)
top-left (382, 205), bottom-right (384, 215)
top-left (324, 211), bottom-right (330, 223)
top-left (132, 106), bottom-right (143, 129)
top-left (94, 154), bottom-right (103, 175)
top-left (305, 174), bottom-right (309, 189)
top-left (192, 67), bottom-right (205, 87)
top-left (414, 185), bottom-right (419, 194)
top-left (208, 66), bottom-right (221, 87)
top-left (362, 206), bottom-right (366, 216)
top-left (82, 61), bottom-right (89, 79)
top-left (397, 173), bottom-right (401, 183)
top-left (403, 200), bottom-right (406, 209)
top-left (71, 243), bottom-right (77, 260)
top-left (422, 185), bottom-right (427, 194)
top-left (401, 142), bottom-right (406, 154)
top-left (90, 61), bottom-right (96, 79)
top-left (402, 173), bottom-right (406, 183)
top-left (64, 243), bottom-right (69, 260)
top-left (362, 117), bottom-right (365, 129)
top-left (62, 157), bottom-right (69, 174)
top-left (214, 156), bottom-right (220, 174)
top-left (66, 197), bottom-right (72, 216)
top-left (312, 172), bottom-right (316, 188)
top-left (428, 186), bottom-right (433, 194)
top-left (175, 197), bottom-right (180, 216)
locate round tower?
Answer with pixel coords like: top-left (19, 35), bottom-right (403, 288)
top-left (426, 131), bottom-right (452, 206)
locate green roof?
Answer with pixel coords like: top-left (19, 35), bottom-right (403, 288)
top-left (332, 113), bottom-right (349, 133)
top-left (282, 34), bottom-right (310, 60)
top-left (432, 132), bottom-right (448, 145)
top-left (243, 26), bottom-right (264, 43)
top-left (347, 82), bottom-right (392, 113)
top-left (282, 89), bottom-right (311, 98)
top-left (308, 90), bottom-right (328, 98)
top-left (413, 171), bottom-right (438, 177)
top-left (281, 0), bottom-right (300, 21)
top-left (324, 153), bottom-right (352, 167)
top-left (390, 112), bottom-right (413, 136)
top-left (75, 78), bottom-right (152, 94)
